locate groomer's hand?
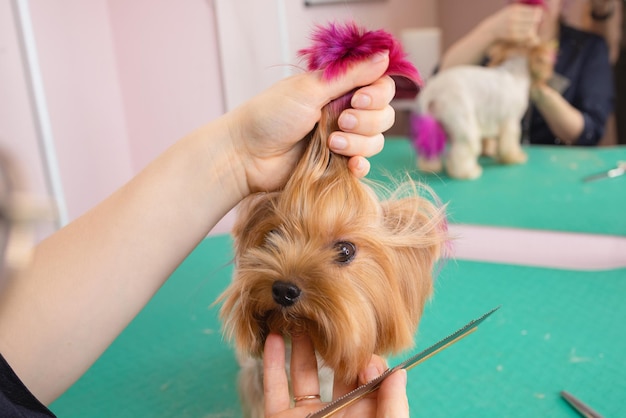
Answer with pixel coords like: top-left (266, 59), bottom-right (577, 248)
top-left (263, 333), bottom-right (409, 418)
top-left (227, 52), bottom-right (395, 195)
top-left (483, 4), bottom-right (543, 44)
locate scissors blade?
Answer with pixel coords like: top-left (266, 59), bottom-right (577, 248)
top-left (583, 162), bottom-right (626, 182)
top-left (561, 391), bottom-right (603, 418)
top-left (306, 307), bottom-right (500, 418)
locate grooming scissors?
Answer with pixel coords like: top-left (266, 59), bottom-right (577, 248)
top-left (582, 161), bottom-right (626, 182)
top-left (561, 391), bottom-right (604, 418)
top-left (306, 306), bottom-right (500, 418)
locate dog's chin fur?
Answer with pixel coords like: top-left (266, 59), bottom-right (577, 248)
top-left (217, 101), bottom-right (448, 415)
top-left (221, 185), bottom-right (442, 380)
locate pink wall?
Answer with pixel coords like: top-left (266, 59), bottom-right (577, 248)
top-left (106, 0), bottom-right (224, 171)
top-left (438, 0), bottom-right (500, 49)
top-left (27, 0), bottom-right (133, 221)
top-left (0, 0), bottom-right (49, 198)
top-left (2, 0), bottom-right (435, 231)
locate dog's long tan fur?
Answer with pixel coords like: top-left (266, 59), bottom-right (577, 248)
top-left (218, 93), bottom-right (448, 416)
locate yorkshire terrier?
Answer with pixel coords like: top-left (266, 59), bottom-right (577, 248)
top-left (217, 22), bottom-right (449, 418)
top-left (410, 37), bottom-right (556, 180)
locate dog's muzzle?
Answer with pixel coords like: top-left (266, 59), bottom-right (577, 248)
top-left (271, 280), bottom-right (301, 307)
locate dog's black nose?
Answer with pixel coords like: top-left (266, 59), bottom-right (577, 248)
top-left (272, 281), bottom-right (301, 307)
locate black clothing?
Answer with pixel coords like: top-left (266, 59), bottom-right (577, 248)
top-left (0, 353), bottom-right (55, 417)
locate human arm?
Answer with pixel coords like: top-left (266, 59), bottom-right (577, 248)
top-left (529, 83), bottom-right (585, 144)
top-left (263, 334), bottom-right (409, 418)
top-left (439, 4), bottom-right (543, 70)
top-left (0, 52), bottom-right (395, 405)
top-left (530, 36), bottom-right (614, 145)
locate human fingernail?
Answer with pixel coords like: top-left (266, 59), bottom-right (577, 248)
top-left (330, 135), bottom-right (347, 151)
top-left (355, 158), bottom-right (370, 176)
top-left (339, 113), bottom-right (357, 130)
top-left (352, 93), bottom-right (372, 109)
top-left (370, 50), bottom-right (389, 63)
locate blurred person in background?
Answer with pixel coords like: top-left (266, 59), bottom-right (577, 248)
top-left (440, 0), bottom-right (614, 146)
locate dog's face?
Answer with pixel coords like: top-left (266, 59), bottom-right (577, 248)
top-left (218, 111), bottom-right (447, 382)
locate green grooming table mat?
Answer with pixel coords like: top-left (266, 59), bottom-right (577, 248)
top-left (50, 234), bottom-right (626, 417)
top-left (371, 139), bottom-right (626, 236)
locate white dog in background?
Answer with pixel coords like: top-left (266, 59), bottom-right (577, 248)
top-left (410, 41), bottom-right (555, 179)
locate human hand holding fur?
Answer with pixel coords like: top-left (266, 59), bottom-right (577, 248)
top-left (439, 2), bottom-right (544, 70)
top-left (224, 52), bottom-right (395, 197)
top-left (482, 4), bottom-right (543, 45)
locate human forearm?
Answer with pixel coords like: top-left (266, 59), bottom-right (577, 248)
top-left (530, 84), bottom-right (585, 144)
top-left (439, 5), bottom-right (542, 71)
top-left (0, 117), bottom-right (243, 403)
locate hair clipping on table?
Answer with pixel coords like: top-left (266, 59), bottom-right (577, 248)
top-left (297, 21), bottom-right (422, 105)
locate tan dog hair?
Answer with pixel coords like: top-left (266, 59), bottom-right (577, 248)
top-left (487, 40), bottom-right (557, 84)
top-left (217, 96), bottom-right (448, 416)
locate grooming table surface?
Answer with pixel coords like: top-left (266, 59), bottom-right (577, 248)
top-left (50, 234), bottom-right (626, 417)
top-left (371, 139), bottom-right (626, 235)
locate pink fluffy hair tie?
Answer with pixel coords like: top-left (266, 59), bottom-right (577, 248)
top-left (512, 0), bottom-right (546, 6)
top-left (297, 21), bottom-right (422, 109)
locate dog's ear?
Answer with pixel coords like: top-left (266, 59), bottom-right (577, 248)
top-left (379, 194), bottom-right (448, 327)
top-left (232, 192), bottom-right (280, 260)
top-left (381, 195), bottom-right (447, 260)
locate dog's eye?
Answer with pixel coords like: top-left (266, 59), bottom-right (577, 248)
top-left (334, 241), bottom-right (356, 264)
